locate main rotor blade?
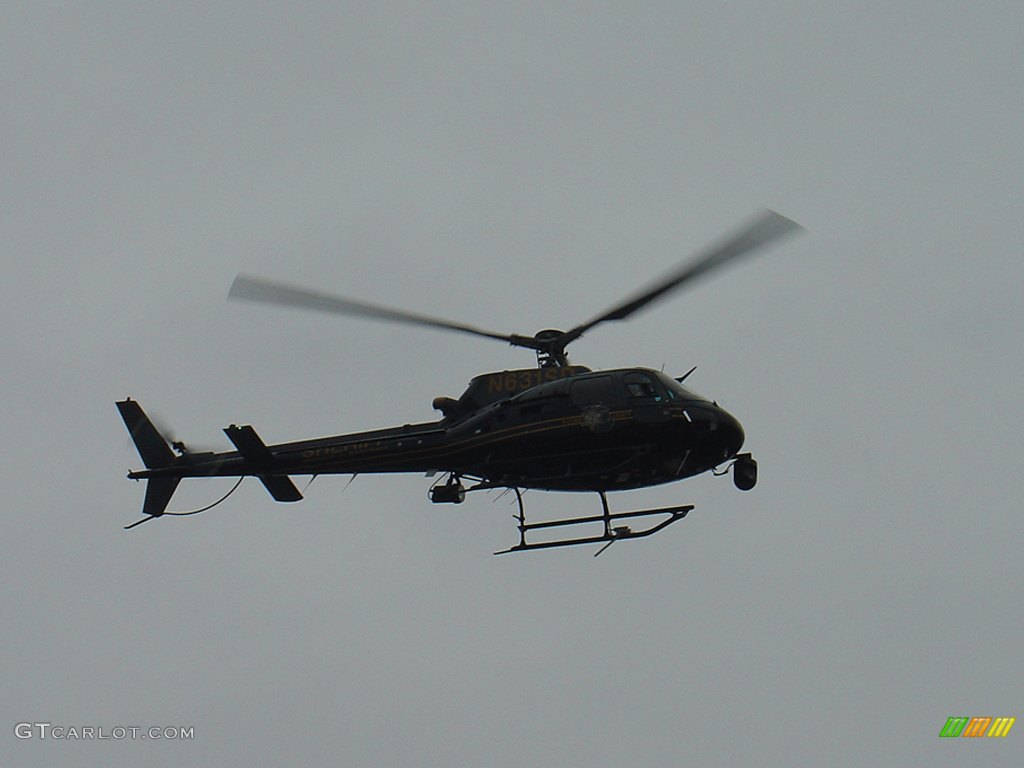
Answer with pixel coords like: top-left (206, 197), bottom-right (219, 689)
top-left (559, 209), bottom-right (803, 347)
top-left (229, 274), bottom-right (524, 346)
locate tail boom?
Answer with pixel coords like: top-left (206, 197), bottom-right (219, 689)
top-left (118, 399), bottom-right (303, 521)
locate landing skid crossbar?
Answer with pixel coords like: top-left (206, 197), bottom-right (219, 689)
top-left (494, 490), bottom-right (693, 556)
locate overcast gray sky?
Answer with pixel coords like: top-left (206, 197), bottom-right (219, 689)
top-left (3, 2), bottom-right (1022, 765)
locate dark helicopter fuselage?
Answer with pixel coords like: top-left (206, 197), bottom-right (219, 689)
top-left (129, 367), bottom-right (745, 494)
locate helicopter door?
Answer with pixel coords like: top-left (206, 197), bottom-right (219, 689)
top-left (570, 375), bottom-right (619, 407)
top-left (623, 372), bottom-right (672, 423)
top-left (570, 375), bottom-right (619, 433)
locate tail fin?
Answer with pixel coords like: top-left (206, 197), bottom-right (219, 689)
top-left (117, 399), bottom-right (180, 518)
top-left (117, 399), bottom-right (175, 469)
top-left (141, 477), bottom-right (181, 517)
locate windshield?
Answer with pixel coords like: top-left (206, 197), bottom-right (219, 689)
top-left (655, 371), bottom-right (711, 402)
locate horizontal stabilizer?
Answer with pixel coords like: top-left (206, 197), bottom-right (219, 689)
top-left (224, 424), bottom-right (303, 503)
top-left (224, 424), bottom-right (274, 464)
top-left (259, 474), bottom-right (303, 502)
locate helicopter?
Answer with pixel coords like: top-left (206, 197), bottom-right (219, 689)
top-left (118, 209), bottom-right (802, 554)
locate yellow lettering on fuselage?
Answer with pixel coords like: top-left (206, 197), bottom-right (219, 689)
top-left (301, 441), bottom-right (382, 461)
top-left (483, 367), bottom-right (581, 395)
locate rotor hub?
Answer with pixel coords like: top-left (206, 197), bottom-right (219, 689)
top-left (533, 329), bottom-right (570, 367)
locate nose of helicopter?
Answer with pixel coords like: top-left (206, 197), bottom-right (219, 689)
top-left (684, 403), bottom-right (744, 463)
top-left (713, 406), bottom-right (745, 460)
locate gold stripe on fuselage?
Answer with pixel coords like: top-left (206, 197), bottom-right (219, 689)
top-left (292, 407), bottom-right (658, 471)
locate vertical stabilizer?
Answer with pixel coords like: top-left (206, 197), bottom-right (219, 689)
top-left (117, 399), bottom-right (181, 519)
top-left (142, 477), bottom-right (181, 517)
top-left (116, 399), bottom-right (175, 469)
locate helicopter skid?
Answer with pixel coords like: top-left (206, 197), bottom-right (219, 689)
top-left (494, 491), bottom-right (692, 556)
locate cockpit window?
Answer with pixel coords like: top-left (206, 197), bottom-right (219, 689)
top-left (623, 372), bottom-right (664, 401)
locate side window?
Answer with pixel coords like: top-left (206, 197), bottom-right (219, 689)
top-left (623, 373), bottom-right (664, 402)
top-left (570, 376), bottom-right (618, 407)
